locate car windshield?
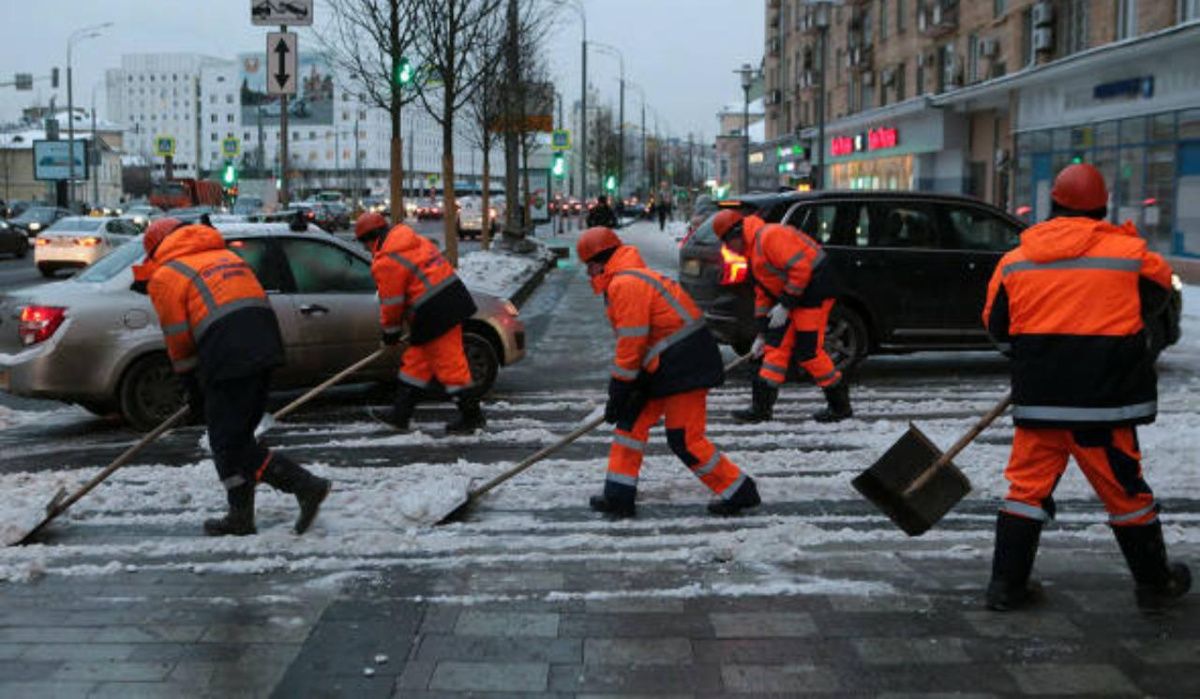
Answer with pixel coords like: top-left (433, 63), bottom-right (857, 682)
top-left (15, 207), bottom-right (57, 224)
top-left (75, 238), bottom-right (144, 283)
top-left (47, 218), bottom-right (103, 232)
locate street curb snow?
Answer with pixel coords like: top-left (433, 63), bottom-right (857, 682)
top-left (458, 236), bottom-right (559, 309)
top-left (506, 239), bottom-right (559, 309)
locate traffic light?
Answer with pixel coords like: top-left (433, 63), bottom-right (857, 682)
top-left (604, 174), bottom-right (616, 192)
top-left (51, 67), bottom-right (59, 89)
top-left (552, 152), bottom-right (565, 177)
top-left (395, 57), bottom-right (413, 86)
top-left (221, 160), bottom-right (238, 186)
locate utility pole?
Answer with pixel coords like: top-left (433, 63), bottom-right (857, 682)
top-left (503, 0), bottom-right (521, 238)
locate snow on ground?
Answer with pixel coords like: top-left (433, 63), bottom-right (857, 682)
top-left (456, 241), bottom-right (555, 300)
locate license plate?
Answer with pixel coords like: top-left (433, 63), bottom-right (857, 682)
top-left (682, 259), bottom-right (701, 276)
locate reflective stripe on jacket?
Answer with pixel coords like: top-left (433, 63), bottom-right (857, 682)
top-left (983, 217), bottom-right (1173, 428)
top-left (748, 221), bottom-right (836, 322)
top-left (370, 224), bottom-right (476, 345)
top-left (147, 224), bottom-right (283, 380)
top-left (598, 245), bottom-right (723, 397)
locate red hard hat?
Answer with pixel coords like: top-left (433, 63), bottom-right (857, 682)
top-left (711, 209), bottom-right (745, 239)
top-left (1051, 163), bottom-right (1108, 211)
top-left (576, 227), bottom-right (623, 263)
top-left (355, 211), bottom-right (390, 240)
top-left (143, 217), bottom-right (183, 258)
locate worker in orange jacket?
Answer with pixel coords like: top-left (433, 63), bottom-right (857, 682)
top-left (712, 209), bottom-right (852, 423)
top-left (134, 218), bottom-right (331, 536)
top-left (355, 212), bottom-right (483, 433)
top-left (578, 227), bottom-right (760, 518)
top-left (982, 163), bottom-right (1189, 612)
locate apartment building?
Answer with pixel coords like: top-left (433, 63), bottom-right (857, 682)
top-left (759, 0), bottom-right (1200, 257)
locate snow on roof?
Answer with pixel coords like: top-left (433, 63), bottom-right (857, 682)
top-left (719, 97), bottom-right (766, 116)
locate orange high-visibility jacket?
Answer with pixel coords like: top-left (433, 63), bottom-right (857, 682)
top-left (747, 221), bottom-right (836, 324)
top-left (370, 224), bottom-right (476, 345)
top-left (597, 245), bottom-right (723, 396)
top-left (147, 224), bottom-right (283, 380)
top-left (983, 216), bottom-right (1173, 428)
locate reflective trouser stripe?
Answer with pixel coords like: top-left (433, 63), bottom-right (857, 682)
top-left (222, 474), bottom-right (247, 490)
top-left (719, 472), bottom-right (747, 500)
top-left (172, 356), bottom-right (198, 372)
top-left (1012, 402), bottom-right (1157, 423)
top-left (1000, 499), bottom-right (1051, 521)
top-left (1110, 502), bottom-right (1158, 524)
top-left (762, 361), bottom-right (788, 375)
top-left (611, 363), bottom-right (639, 380)
top-left (761, 375), bottom-right (783, 388)
top-left (613, 434), bottom-right (646, 452)
top-left (398, 372), bottom-right (432, 388)
top-left (811, 367), bottom-right (840, 386)
top-left (397, 325), bottom-right (472, 391)
top-left (605, 472), bottom-right (638, 487)
top-left (693, 452), bottom-right (721, 477)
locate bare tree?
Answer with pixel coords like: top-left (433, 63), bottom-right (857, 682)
top-left (462, 31), bottom-right (507, 250)
top-left (321, 0), bottom-right (419, 225)
top-left (412, 0), bottom-right (503, 267)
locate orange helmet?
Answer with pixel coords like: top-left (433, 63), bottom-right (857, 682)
top-left (576, 226), bottom-right (623, 263)
top-left (711, 209), bottom-right (745, 239)
top-left (355, 211), bottom-right (390, 240)
top-left (143, 217), bottom-right (183, 258)
top-left (1051, 163), bottom-right (1108, 211)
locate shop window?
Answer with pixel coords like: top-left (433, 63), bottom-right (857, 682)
top-left (1120, 116), bottom-right (1146, 144)
top-left (1150, 114), bottom-right (1176, 142)
top-left (1180, 109), bottom-right (1200, 139)
top-left (944, 206), bottom-right (1021, 251)
top-left (1116, 147), bottom-right (1144, 224)
top-left (1144, 145), bottom-right (1176, 253)
top-left (1095, 121), bottom-right (1118, 148)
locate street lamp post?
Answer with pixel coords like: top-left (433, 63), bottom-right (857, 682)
top-left (736, 63), bottom-right (755, 194)
top-left (808, 0), bottom-right (833, 190)
top-left (67, 22), bottom-right (111, 209)
top-left (591, 42), bottom-right (625, 200)
top-left (553, 0), bottom-right (588, 199)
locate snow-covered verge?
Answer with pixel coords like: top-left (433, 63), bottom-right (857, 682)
top-left (457, 240), bottom-right (556, 301)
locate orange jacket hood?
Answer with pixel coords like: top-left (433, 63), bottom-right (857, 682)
top-left (378, 224), bottom-right (423, 256)
top-left (1017, 217), bottom-right (1139, 263)
top-left (593, 245), bottom-right (647, 295)
top-left (152, 224), bottom-right (227, 264)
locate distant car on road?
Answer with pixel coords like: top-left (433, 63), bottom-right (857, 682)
top-left (33, 216), bottom-right (141, 277)
top-left (0, 220), bottom-right (29, 259)
top-left (124, 204), bottom-right (164, 228)
top-left (0, 224), bottom-right (526, 429)
top-left (678, 191), bottom-right (1183, 371)
top-left (8, 206), bottom-right (70, 238)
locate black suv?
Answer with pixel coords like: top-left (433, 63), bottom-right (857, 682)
top-left (678, 191), bottom-right (1182, 370)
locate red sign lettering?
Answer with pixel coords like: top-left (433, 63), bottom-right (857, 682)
top-left (868, 127), bottom-right (898, 150)
top-left (831, 136), bottom-right (855, 157)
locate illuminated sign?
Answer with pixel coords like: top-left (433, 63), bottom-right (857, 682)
top-left (831, 127), bottom-right (900, 157)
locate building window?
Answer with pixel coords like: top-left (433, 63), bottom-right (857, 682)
top-left (226, 94), bottom-right (234, 104)
top-left (896, 61), bottom-right (906, 101)
top-left (968, 34), bottom-right (979, 83)
top-left (994, 0), bottom-right (1006, 17)
top-left (244, 131), bottom-right (251, 141)
top-left (916, 61), bottom-right (925, 95)
top-left (879, 0), bottom-right (888, 39)
top-left (210, 114), bottom-right (217, 123)
top-left (1062, 0), bottom-right (1089, 55)
top-left (227, 114), bottom-right (234, 123)
top-left (1184, 0), bottom-right (1200, 20)
top-left (863, 8), bottom-right (873, 45)
top-left (897, 0), bottom-right (907, 32)
top-left (1117, 0), bottom-right (1138, 39)
top-left (1022, 7), bottom-right (1035, 66)
top-left (211, 133), bottom-right (218, 142)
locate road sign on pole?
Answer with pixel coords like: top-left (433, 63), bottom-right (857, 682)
top-left (222, 137), bottom-right (242, 158)
top-left (551, 130), bottom-right (571, 151)
top-left (266, 32), bottom-right (297, 96)
top-left (154, 136), bottom-right (176, 157)
top-left (251, 0), bottom-right (312, 26)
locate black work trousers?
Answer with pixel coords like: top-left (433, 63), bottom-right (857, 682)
top-left (206, 371), bottom-right (271, 493)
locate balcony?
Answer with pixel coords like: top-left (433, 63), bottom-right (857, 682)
top-left (768, 36), bottom-right (781, 57)
top-left (918, 1), bottom-right (959, 38)
top-left (847, 45), bottom-right (873, 70)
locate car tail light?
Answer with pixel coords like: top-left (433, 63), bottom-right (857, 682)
top-left (679, 225), bottom-right (696, 249)
top-left (19, 305), bottom-right (67, 346)
top-left (719, 245), bottom-right (748, 285)
top-left (35, 238), bottom-right (51, 247)
top-left (306, 211), bottom-right (316, 220)
top-left (78, 236), bottom-right (101, 247)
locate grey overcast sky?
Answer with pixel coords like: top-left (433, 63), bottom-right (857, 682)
top-left (1, 0), bottom-right (763, 142)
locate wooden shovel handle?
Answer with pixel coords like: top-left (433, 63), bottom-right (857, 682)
top-left (271, 345), bottom-right (393, 423)
top-left (467, 352), bottom-right (754, 501)
top-left (902, 393), bottom-right (1012, 497)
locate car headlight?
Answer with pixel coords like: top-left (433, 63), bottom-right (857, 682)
top-left (1171, 273), bottom-right (1183, 293)
top-left (28, 222), bottom-right (41, 232)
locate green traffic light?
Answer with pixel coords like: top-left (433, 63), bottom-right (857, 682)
top-left (552, 153), bottom-right (565, 177)
top-left (222, 163), bottom-right (237, 186)
top-left (605, 175), bottom-right (616, 191)
top-left (396, 58), bottom-right (413, 85)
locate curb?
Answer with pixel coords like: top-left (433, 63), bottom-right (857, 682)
top-left (509, 254), bottom-right (556, 309)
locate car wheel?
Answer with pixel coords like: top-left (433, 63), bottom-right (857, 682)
top-left (462, 330), bottom-right (499, 400)
top-left (15, 237), bottom-right (28, 259)
top-left (119, 353), bottom-right (186, 431)
top-left (825, 304), bottom-right (869, 373)
top-left (77, 400), bottom-right (117, 417)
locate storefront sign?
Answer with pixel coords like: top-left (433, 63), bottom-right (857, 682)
top-left (1093, 76), bottom-right (1154, 101)
top-left (831, 127), bottom-right (900, 157)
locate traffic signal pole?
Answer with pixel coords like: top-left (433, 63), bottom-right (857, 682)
top-left (279, 25), bottom-right (289, 207)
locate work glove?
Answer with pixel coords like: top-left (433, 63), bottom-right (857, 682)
top-left (767, 303), bottom-right (790, 329)
top-left (605, 377), bottom-right (637, 425)
top-left (750, 334), bottom-right (766, 359)
top-left (180, 371), bottom-right (205, 419)
top-left (381, 328), bottom-right (404, 346)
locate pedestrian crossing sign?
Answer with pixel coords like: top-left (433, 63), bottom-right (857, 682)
top-left (222, 137), bottom-right (241, 158)
top-left (154, 136), bottom-right (176, 157)
top-left (551, 130), bottom-right (571, 151)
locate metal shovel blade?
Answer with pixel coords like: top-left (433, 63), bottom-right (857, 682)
top-left (852, 424), bottom-right (972, 537)
top-left (2, 486), bottom-right (68, 546)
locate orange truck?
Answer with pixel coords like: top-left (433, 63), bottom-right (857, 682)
top-left (149, 179), bottom-right (225, 210)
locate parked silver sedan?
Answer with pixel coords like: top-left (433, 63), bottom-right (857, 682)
top-left (0, 223), bottom-right (526, 430)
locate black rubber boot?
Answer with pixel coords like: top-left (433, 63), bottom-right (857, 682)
top-left (812, 380), bottom-right (853, 423)
top-left (589, 494), bottom-right (636, 519)
top-left (731, 378), bottom-right (778, 424)
top-left (204, 483), bottom-right (257, 537)
top-left (985, 511), bottom-right (1044, 611)
top-left (259, 454), bottom-right (332, 535)
top-left (1113, 521), bottom-right (1192, 613)
top-left (708, 476), bottom-right (762, 516)
top-left (372, 385), bottom-right (419, 431)
top-left (446, 396), bottom-right (486, 435)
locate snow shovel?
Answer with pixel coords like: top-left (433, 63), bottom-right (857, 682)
top-left (10, 405), bottom-right (191, 546)
top-left (254, 345), bottom-right (394, 438)
top-left (852, 393), bottom-right (1011, 537)
top-left (431, 352), bottom-right (754, 526)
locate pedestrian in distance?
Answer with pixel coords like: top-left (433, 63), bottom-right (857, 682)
top-left (656, 186), bottom-right (671, 232)
top-left (132, 218), bottom-right (331, 536)
top-left (577, 226), bottom-right (761, 519)
top-left (586, 195), bottom-right (618, 229)
top-left (711, 209), bottom-right (853, 424)
top-left (982, 163), bottom-right (1190, 613)
top-left (355, 212), bottom-right (486, 434)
